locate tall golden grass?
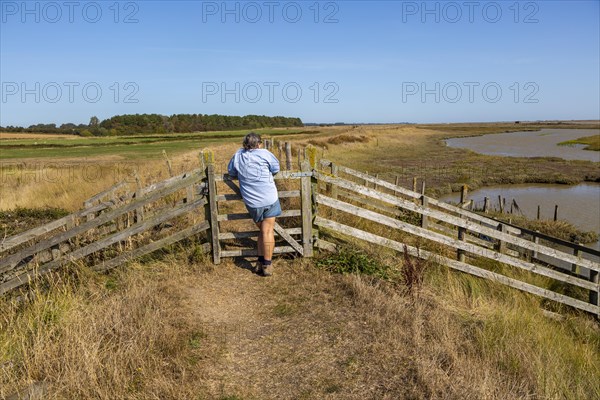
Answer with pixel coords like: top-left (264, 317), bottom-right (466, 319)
top-left (5, 253), bottom-right (598, 398)
top-left (2, 125), bottom-right (599, 398)
top-left (0, 259), bottom-right (213, 399)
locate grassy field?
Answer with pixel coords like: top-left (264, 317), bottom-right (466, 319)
top-left (0, 128), bottom-right (312, 160)
top-left (1, 123), bottom-right (600, 399)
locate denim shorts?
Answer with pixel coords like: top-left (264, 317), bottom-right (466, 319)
top-left (245, 199), bottom-right (282, 223)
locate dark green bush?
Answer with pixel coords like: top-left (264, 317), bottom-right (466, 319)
top-left (316, 246), bottom-right (392, 280)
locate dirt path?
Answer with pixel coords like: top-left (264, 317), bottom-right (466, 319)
top-left (182, 258), bottom-right (419, 399)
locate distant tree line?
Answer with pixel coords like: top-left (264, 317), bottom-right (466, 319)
top-left (0, 114), bottom-right (304, 136)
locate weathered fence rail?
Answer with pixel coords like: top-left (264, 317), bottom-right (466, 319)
top-left (0, 168), bottom-right (208, 295)
top-left (315, 158), bottom-right (599, 315)
top-left (1, 147), bottom-right (598, 316)
top-left (315, 171), bottom-right (597, 270)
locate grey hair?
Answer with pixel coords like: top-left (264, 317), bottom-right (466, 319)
top-left (243, 132), bottom-right (261, 150)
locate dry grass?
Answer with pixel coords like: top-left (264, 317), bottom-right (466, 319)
top-left (0, 133), bottom-right (80, 140)
top-left (488, 212), bottom-right (599, 244)
top-left (0, 258), bottom-right (211, 399)
top-left (2, 123), bottom-right (600, 399)
top-left (0, 162), bottom-right (135, 211)
top-left (306, 134), bottom-right (371, 149)
top-left (3, 254), bottom-right (598, 399)
top-left (0, 144), bottom-right (233, 211)
top-left (2, 123), bottom-right (598, 210)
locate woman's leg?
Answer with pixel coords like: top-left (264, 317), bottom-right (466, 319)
top-left (255, 221), bottom-right (264, 257)
top-left (260, 217), bottom-right (276, 262)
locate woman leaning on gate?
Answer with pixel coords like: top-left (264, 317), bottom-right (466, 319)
top-left (227, 132), bottom-right (281, 276)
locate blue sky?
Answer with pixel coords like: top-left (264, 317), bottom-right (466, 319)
top-left (1, 0), bottom-right (599, 126)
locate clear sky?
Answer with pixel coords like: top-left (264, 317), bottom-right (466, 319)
top-left (1, 0), bottom-right (599, 126)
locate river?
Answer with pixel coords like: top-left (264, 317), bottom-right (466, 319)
top-left (440, 183), bottom-right (600, 251)
top-left (445, 129), bottom-right (600, 162)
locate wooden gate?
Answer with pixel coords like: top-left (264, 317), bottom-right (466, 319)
top-left (203, 157), bottom-right (313, 264)
top-left (1, 146), bottom-right (599, 316)
top-left (0, 169), bottom-right (210, 295)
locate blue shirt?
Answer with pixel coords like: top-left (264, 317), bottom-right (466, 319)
top-left (227, 148), bottom-right (280, 208)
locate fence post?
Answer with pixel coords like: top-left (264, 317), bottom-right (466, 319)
top-left (554, 205), bottom-right (559, 221)
top-left (65, 214), bottom-right (77, 230)
top-left (421, 195), bottom-right (429, 229)
top-left (300, 160), bottom-right (313, 257)
top-left (460, 184), bottom-right (468, 206)
top-left (84, 199), bottom-right (95, 221)
top-left (457, 226), bottom-right (466, 262)
top-left (277, 141), bottom-right (283, 160)
top-left (532, 232), bottom-right (540, 259)
top-left (133, 172), bottom-right (144, 223)
top-left (306, 144), bottom-right (317, 169)
top-left (484, 197), bottom-right (490, 213)
top-left (162, 150), bottom-right (173, 177)
top-left (413, 177), bottom-right (417, 193)
top-left (204, 150), bottom-right (221, 265)
top-left (571, 246), bottom-right (581, 276)
top-left (590, 269), bottom-right (599, 312)
top-left (496, 224), bottom-right (507, 253)
top-left (185, 184), bottom-right (194, 204)
top-left (457, 187), bottom-right (467, 260)
top-left (285, 142), bottom-right (292, 170)
top-left (498, 195), bottom-right (504, 213)
top-left (394, 175), bottom-right (400, 196)
top-left (330, 162), bottom-right (339, 199)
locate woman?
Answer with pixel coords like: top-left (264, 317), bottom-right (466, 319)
top-left (227, 132), bottom-right (281, 276)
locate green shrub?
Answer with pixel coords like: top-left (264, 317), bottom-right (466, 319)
top-left (316, 246), bottom-right (392, 280)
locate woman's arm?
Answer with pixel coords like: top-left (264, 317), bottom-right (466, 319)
top-left (227, 154), bottom-right (238, 177)
top-left (267, 152), bottom-right (280, 175)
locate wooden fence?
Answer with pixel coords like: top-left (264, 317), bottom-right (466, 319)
top-left (1, 147), bottom-right (598, 316)
top-left (0, 167), bottom-right (209, 294)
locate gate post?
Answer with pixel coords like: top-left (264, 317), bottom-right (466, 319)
top-left (306, 145), bottom-right (319, 249)
top-left (301, 160), bottom-right (313, 257)
top-left (203, 150), bottom-right (221, 264)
